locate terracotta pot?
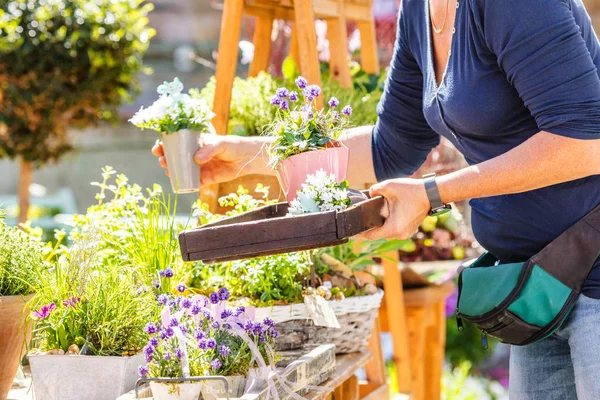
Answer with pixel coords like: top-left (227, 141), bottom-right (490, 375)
top-left (276, 147), bottom-right (349, 203)
top-left (0, 294), bottom-right (33, 400)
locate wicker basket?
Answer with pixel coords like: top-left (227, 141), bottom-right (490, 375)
top-left (254, 290), bottom-right (384, 354)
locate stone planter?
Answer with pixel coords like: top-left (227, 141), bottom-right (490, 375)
top-left (0, 294), bottom-right (33, 400)
top-left (276, 147), bottom-right (349, 203)
top-left (29, 352), bottom-right (143, 400)
top-left (200, 375), bottom-right (245, 400)
top-left (149, 382), bottom-right (203, 400)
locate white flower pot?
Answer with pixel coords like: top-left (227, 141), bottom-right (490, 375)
top-left (149, 381), bottom-right (203, 400)
top-left (161, 125), bottom-right (215, 194)
top-left (200, 375), bottom-right (246, 400)
top-left (29, 353), bottom-right (143, 400)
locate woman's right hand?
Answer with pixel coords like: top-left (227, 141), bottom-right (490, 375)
top-left (151, 134), bottom-right (273, 186)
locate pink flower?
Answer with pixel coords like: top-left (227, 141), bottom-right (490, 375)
top-left (33, 303), bottom-right (56, 320)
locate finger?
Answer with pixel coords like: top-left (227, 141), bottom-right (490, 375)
top-left (379, 198), bottom-right (391, 219)
top-left (369, 181), bottom-right (393, 199)
top-left (194, 141), bottom-right (225, 165)
top-left (199, 166), bottom-right (214, 186)
top-left (151, 142), bottom-right (164, 157)
top-left (158, 156), bottom-right (167, 169)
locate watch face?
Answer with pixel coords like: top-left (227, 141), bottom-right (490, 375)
top-left (429, 205), bottom-right (452, 216)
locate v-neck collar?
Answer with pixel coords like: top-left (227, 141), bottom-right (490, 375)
top-left (425, 0), bottom-right (457, 92)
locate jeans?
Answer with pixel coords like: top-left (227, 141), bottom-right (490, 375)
top-left (509, 295), bottom-right (600, 399)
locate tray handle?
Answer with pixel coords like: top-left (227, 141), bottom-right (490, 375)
top-left (336, 195), bottom-right (387, 239)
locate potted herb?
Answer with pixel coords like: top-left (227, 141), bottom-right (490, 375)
top-left (266, 77), bottom-right (354, 202)
top-left (130, 78), bottom-right (215, 194)
top-left (0, 209), bottom-right (46, 400)
top-left (138, 288), bottom-right (278, 400)
top-left (27, 234), bottom-right (158, 400)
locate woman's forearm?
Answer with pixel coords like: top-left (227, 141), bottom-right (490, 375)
top-left (340, 125), bottom-right (378, 188)
top-left (437, 131), bottom-right (600, 204)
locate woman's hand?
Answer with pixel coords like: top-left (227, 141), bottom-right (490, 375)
top-left (358, 178), bottom-right (431, 241)
top-left (151, 134), bottom-right (274, 185)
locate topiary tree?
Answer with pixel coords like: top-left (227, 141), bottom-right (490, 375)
top-left (0, 0), bottom-right (155, 222)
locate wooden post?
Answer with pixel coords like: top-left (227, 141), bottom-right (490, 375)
top-left (356, 1), bottom-right (380, 74)
top-left (288, 26), bottom-right (300, 67)
top-left (212, 0), bottom-right (245, 135)
top-left (18, 159), bottom-right (32, 225)
top-left (362, 316), bottom-right (389, 400)
top-left (292, 0), bottom-right (323, 108)
top-left (406, 307), bottom-right (426, 400)
top-left (326, 1), bottom-right (352, 88)
top-left (249, 14), bottom-right (275, 77)
top-left (424, 301), bottom-right (446, 400)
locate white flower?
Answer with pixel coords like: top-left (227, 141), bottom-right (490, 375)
top-left (293, 141), bottom-right (308, 150)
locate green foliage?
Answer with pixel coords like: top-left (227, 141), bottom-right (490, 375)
top-left (0, 0), bottom-right (155, 165)
top-left (446, 312), bottom-right (498, 368)
top-left (442, 361), bottom-right (508, 400)
top-left (193, 71), bottom-right (383, 137)
top-left (0, 209), bottom-right (47, 296)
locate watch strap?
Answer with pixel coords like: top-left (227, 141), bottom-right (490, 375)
top-left (423, 173), bottom-right (444, 210)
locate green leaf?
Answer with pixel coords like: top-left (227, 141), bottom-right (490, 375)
top-left (282, 57), bottom-right (299, 82)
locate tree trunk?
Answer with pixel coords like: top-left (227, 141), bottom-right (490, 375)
top-left (18, 159), bottom-right (32, 225)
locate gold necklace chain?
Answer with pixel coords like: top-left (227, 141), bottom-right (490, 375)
top-left (430, 0), bottom-right (451, 34)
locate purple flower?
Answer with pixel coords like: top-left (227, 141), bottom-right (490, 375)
top-left (235, 306), bottom-right (245, 316)
top-left (211, 359), bottom-right (223, 370)
top-left (301, 104), bottom-right (314, 118)
top-left (33, 303), bottom-right (56, 320)
top-left (157, 294), bottom-right (168, 306)
top-left (149, 337), bottom-right (159, 347)
top-left (328, 97), bottom-right (339, 108)
top-left (219, 345), bottom-right (230, 357)
top-left (209, 292), bottom-right (219, 304)
top-left (276, 87), bottom-right (289, 98)
top-left (270, 95), bottom-right (281, 106)
top-left (167, 298), bottom-right (178, 307)
top-left (271, 329), bottom-right (279, 339)
top-left (198, 339), bottom-right (208, 350)
top-left (258, 335), bottom-right (266, 343)
top-left (176, 283), bottom-right (186, 293)
top-left (302, 87), bottom-right (314, 102)
top-left (289, 91), bottom-right (298, 101)
top-left (243, 320), bottom-right (254, 332)
top-left (169, 317), bottom-right (179, 327)
top-left (252, 323), bottom-right (263, 336)
top-left (202, 309), bottom-right (213, 320)
top-left (62, 297), bottom-right (81, 308)
top-left (152, 280), bottom-right (161, 289)
top-left (159, 330), bottom-right (168, 340)
top-left (175, 348), bottom-right (184, 360)
top-left (159, 270), bottom-right (166, 277)
top-left (295, 76), bottom-right (308, 89)
top-left (221, 309), bottom-right (233, 319)
top-left (195, 330), bottom-right (206, 340)
top-left (143, 344), bottom-right (155, 358)
top-left (445, 288), bottom-right (458, 318)
top-left (308, 85), bottom-right (321, 98)
top-left (207, 338), bottom-right (217, 349)
top-left (218, 288), bottom-right (230, 301)
top-left (165, 327), bottom-right (175, 338)
top-left (181, 298), bottom-right (192, 309)
top-left (164, 352), bottom-right (172, 360)
top-left (223, 323), bottom-right (232, 330)
top-left (263, 318), bottom-right (275, 328)
top-left (280, 100), bottom-right (289, 111)
top-left (180, 325), bottom-right (187, 334)
top-left (211, 321), bottom-right (220, 330)
top-left (342, 105), bottom-right (352, 116)
top-left (331, 111), bottom-right (340, 120)
top-left (160, 268), bottom-right (174, 278)
top-left (191, 303), bottom-right (201, 315)
top-left (145, 322), bottom-right (158, 335)
top-left (138, 365), bottom-right (149, 377)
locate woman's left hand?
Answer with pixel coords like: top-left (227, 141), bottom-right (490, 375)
top-left (358, 178), bottom-right (431, 241)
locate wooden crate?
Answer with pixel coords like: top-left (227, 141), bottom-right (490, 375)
top-left (117, 344), bottom-right (335, 400)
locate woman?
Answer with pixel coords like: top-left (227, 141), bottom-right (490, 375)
top-left (154, 0), bottom-right (600, 397)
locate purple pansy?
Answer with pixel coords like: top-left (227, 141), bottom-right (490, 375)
top-left (276, 88), bottom-right (289, 98)
top-left (138, 365), bottom-right (149, 377)
top-left (145, 322), bottom-right (158, 335)
top-left (152, 280), bottom-right (161, 289)
top-left (169, 317), bottom-right (179, 327)
top-left (308, 85), bottom-right (321, 98)
top-left (149, 337), bottom-right (159, 347)
top-left (342, 105), bottom-right (352, 116)
top-left (165, 327), bottom-right (175, 338)
top-left (218, 288), bottom-right (230, 301)
top-left (328, 97), bottom-right (339, 108)
top-left (195, 330), bottom-right (206, 341)
top-left (209, 292), bottom-right (219, 304)
top-left (198, 339), bottom-right (208, 350)
top-left (295, 76), bottom-right (308, 89)
top-left (302, 87), bottom-right (314, 102)
top-left (160, 268), bottom-right (174, 278)
top-left (143, 344), bottom-right (155, 358)
top-left (207, 338), bottom-right (217, 349)
top-left (181, 298), bottom-right (192, 309)
top-left (176, 283), bottom-right (186, 293)
top-left (33, 303), bottom-right (56, 320)
top-left (289, 91), bottom-right (298, 101)
top-left (270, 95), bottom-right (281, 106)
top-left (191, 303), bottom-right (201, 315)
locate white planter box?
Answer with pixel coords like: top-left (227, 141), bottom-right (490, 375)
top-left (29, 353), bottom-right (143, 400)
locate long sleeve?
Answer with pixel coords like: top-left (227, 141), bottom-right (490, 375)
top-left (474, 0), bottom-right (600, 140)
top-left (371, 5), bottom-right (440, 182)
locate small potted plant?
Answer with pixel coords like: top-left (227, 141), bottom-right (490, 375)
top-left (287, 169), bottom-right (352, 215)
top-left (138, 288), bottom-right (278, 400)
top-left (130, 78), bottom-right (215, 194)
top-left (266, 76), bottom-right (354, 202)
top-left (0, 209), bottom-right (46, 399)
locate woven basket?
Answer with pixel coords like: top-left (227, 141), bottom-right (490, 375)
top-left (254, 290), bottom-right (384, 354)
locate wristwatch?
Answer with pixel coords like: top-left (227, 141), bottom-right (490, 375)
top-left (423, 173), bottom-right (452, 216)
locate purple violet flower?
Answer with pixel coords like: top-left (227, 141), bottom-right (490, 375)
top-left (209, 292), bottom-right (219, 304)
top-left (276, 88), bottom-right (289, 98)
top-left (211, 321), bottom-right (220, 330)
top-left (138, 365), bottom-right (149, 377)
top-left (167, 298), bottom-right (178, 307)
top-left (175, 348), bottom-right (184, 360)
top-left (149, 337), bottom-right (159, 347)
top-left (169, 317), bottom-right (179, 327)
top-left (62, 297), bottom-right (81, 308)
top-left (159, 330), bottom-right (168, 340)
top-left (160, 268), bottom-right (174, 278)
top-left (33, 303), bottom-right (56, 320)
top-left (198, 339), bottom-right (208, 350)
top-left (289, 91), bottom-right (298, 102)
top-left (280, 99), bottom-right (289, 111)
top-left (180, 325), bottom-right (187, 334)
top-left (295, 76), bottom-right (308, 89)
top-left (218, 288), bottom-right (230, 301)
top-left (309, 85), bottom-right (321, 98)
top-left (243, 320), bottom-right (254, 332)
top-left (235, 306), bottom-right (245, 316)
top-left (302, 87), bottom-right (314, 102)
top-left (143, 344), bottom-right (155, 358)
top-left (252, 323), bottom-right (263, 336)
top-left (271, 329), bottom-right (280, 339)
top-left (219, 345), bottom-right (231, 357)
top-left (181, 298), bottom-right (192, 309)
top-left (207, 338), bottom-right (217, 349)
top-left (211, 359), bottom-right (223, 370)
top-left (270, 95), bottom-right (281, 106)
top-left (157, 294), bottom-right (168, 306)
top-left (191, 303), bottom-right (201, 315)
top-left (202, 309), bottom-right (213, 320)
top-left (328, 97), bottom-right (339, 108)
top-left (145, 322), bottom-right (158, 335)
top-left (195, 330), bottom-right (206, 340)
top-left (166, 327), bottom-right (175, 338)
top-left (263, 318), bottom-right (275, 328)
top-left (176, 283), bottom-right (186, 293)
top-left (221, 310), bottom-right (233, 319)
top-left (164, 352), bottom-right (172, 361)
top-left (342, 105), bottom-right (353, 116)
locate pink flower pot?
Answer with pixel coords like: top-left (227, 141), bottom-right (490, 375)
top-left (276, 147), bottom-right (349, 203)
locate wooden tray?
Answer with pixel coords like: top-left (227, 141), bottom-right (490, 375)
top-left (179, 194), bottom-right (385, 263)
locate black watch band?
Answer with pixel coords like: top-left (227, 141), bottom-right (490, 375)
top-left (423, 173), bottom-right (452, 216)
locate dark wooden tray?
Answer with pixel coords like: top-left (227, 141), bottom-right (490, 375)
top-left (178, 194), bottom-right (385, 263)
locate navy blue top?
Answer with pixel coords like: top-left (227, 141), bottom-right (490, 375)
top-left (372, 0), bottom-right (600, 297)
